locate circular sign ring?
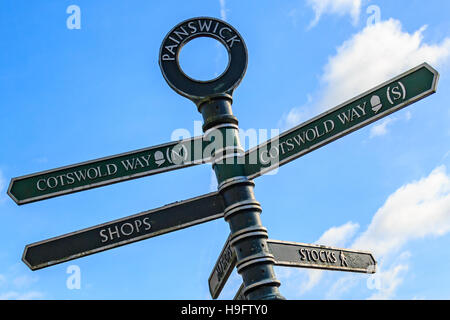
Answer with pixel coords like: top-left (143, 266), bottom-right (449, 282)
top-left (159, 17), bottom-right (248, 102)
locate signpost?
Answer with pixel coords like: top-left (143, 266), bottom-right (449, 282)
top-left (209, 236), bottom-right (376, 299)
top-left (9, 16), bottom-right (440, 300)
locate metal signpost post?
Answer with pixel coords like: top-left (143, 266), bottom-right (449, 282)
top-left (160, 17), bottom-right (284, 300)
top-left (8, 16), bottom-right (439, 300)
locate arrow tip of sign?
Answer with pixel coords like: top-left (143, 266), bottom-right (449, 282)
top-left (421, 62), bottom-right (439, 75)
top-left (421, 62), bottom-right (440, 92)
top-left (6, 177), bottom-right (22, 206)
top-left (368, 254), bottom-right (377, 274)
top-left (21, 244), bottom-right (36, 271)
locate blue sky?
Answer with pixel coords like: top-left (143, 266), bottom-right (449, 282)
top-left (1, 0), bottom-right (450, 300)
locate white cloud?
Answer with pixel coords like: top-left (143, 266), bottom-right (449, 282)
top-left (307, 0), bottom-right (361, 28)
top-left (338, 165), bottom-right (450, 299)
top-left (281, 165), bottom-right (450, 299)
top-left (318, 19), bottom-right (450, 112)
top-left (369, 117), bottom-right (397, 138)
top-left (12, 275), bottom-right (38, 288)
top-left (281, 19), bottom-right (450, 133)
top-left (352, 166), bottom-right (450, 258)
top-left (326, 273), bottom-right (362, 298)
top-left (315, 221), bottom-right (359, 247)
top-left (278, 95), bottom-right (314, 131)
top-left (367, 263), bottom-right (409, 300)
top-left (0, 269), bottom-right (44, 300)
top-left (295, 222), bottom-right (360, 294)
top-left (278, 106), bottom-right (309, 132)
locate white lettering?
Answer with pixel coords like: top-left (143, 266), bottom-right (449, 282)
top-left (198, 20), bottom-right (213, 32)
top-left (37, 179), bottom-right (47, 191)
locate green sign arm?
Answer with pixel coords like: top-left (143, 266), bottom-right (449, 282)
top-left (208, 233), bottom-right (236, 299)
top-left (209, 235), bottom-right (377, 299)
top-left (244, 63), bottom-right (439, 179)
top-left (8, 135), bottom-right (211, 205)
top-left (22, 191), bottom-right (225, 270)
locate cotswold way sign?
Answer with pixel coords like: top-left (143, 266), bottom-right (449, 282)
top-left (11, 16), bottom-right (439, 300)
top-left (8, 136), bottom-right (210, 205)
top-left (244, 63), bottom-right (439, 178)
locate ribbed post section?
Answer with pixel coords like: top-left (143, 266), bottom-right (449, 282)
top-left (199, 96), bottom-right (285, 300)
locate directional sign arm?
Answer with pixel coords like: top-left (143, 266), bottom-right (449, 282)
top-left (208, 234), bottom-right (236, 299)
top-left (267, 240), bottom-right (376, 274)
top-left (208, 235), bottom-right (376, 299)
top-left (23, 192), bottom-right (225, 270)
top-left (244, 63), bottom-right (439, 179)
top-left (9, 135), bottom-right (210, 205)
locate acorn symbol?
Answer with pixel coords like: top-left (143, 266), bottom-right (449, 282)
top-left (154, 151), bottom-right (165, 167)
top-left (370, 95), bottom-right (383, 113)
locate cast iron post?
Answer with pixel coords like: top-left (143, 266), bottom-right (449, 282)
top-left (198, 94), bottom-right (285, 300)
top-left (159, 17), bottom-right (285, 300)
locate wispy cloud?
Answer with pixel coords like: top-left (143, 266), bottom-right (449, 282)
top-left (367, 262), bottom-right (409, 300)
top-left (0, 270), bottom-right (44, 300)
top-left (306, 0), bottom-right (361, 28)
top-left (318, 20), bottom-right (450, 112)
top-left (278, 95), bottom-right (314, 131)
top-left (12, 275), bottom-right (39, 288)
top-left (369, 117), bottom-right (397, 138)
top-left (352, 166), bottom-right (450, 258)
top-left (340, 165), bottom-right (450, 299)
top-left (219, 0), bottom-right (228, 21)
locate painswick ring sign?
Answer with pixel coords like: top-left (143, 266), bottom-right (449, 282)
top-left (159, 17), bottom-right (248, 103)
